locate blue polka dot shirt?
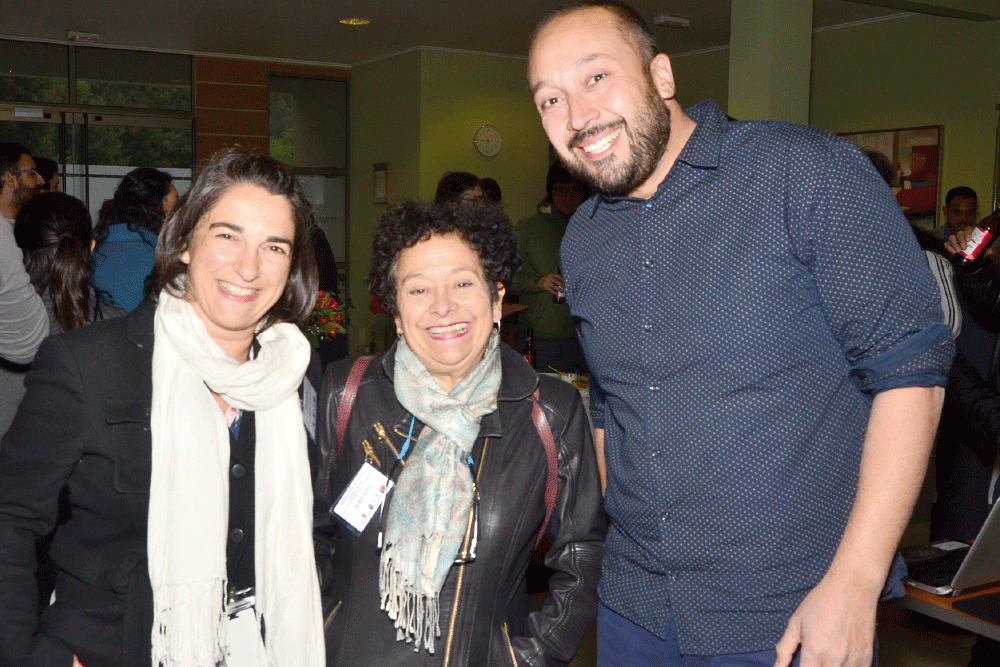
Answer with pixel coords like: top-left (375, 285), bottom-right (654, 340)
top-left (562, 101), bottom-right (954, 655)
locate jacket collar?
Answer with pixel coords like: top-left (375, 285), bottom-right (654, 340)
top-left (378, 340), bottom-right (538, 439)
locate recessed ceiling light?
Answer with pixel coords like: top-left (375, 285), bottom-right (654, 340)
top-left (340, 18), bottom-right (370, 25)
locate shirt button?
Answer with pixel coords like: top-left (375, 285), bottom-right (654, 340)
top-left (649, 385), bottom-right (660, 391)
top-left (645, 202), bottom-right (652, 208)
top-left (231, 463), bottom-right (247, 479)
top-left (661, 511), bottom-right (669, 520)
top-left (643, 259), bottom-right (655, 268)
top-left (642, 324), bottom-right (653, 331)
top-left (670, 571), bottom-right (678, 581)
top-left (229, 528), bottom-right (245, 543)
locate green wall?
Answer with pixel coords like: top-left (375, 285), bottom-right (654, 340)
top-left (671, 48), bottom-right (730, 112)
top-left (666, 14), bottom-right (1000, 224)
top-left (348, 51), bottom-right (421, 353)
top-left (811, 14), bottom-right (1000, 216)
top-left (418, 50), bottom-right (551, 224)
top-left (347, 48), bottom-right (551, 354)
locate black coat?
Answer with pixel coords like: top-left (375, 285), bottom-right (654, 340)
top-left (0, 300), bottom-right (319, 667)
top-left (314, 344), bottom-right (606, 667)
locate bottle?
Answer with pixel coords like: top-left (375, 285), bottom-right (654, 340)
top-left (956, 209), bottom-right (1000, 266)
top-left (553, 270), bottom-right (566, 304)
top-left (523, 329), bottom-right (537, 368)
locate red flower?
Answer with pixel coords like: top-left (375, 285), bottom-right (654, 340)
top-left (370, 297), bottom-right (383, 315)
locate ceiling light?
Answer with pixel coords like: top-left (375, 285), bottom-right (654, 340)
top-left (653, 15), bottom-right (689, 29)
top-left (67, 30), bottom-right (100, 42)
top-left (339, 18), bottom-right (370, 25)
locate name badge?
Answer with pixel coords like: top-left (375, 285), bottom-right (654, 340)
top-left (332, 462), bottom-right (393, 536)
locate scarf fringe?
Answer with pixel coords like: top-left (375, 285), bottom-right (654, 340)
top-left (151, 580), bottom-right (226, 667)
top-left (379, 546), bottom-right (442, 654)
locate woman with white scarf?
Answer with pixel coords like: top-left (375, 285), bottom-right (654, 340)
top-left (0, 150), bottom-right (325, 667)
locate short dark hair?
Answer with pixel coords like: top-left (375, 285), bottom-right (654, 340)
top-left (15, 192), bottom-right (94, 332)
top-left (153, 150), bottom-right (318, 328)
top-left (480, 177), bottom-right (502, 205)
top-left (534, 2), bottom-right (658, 65)
top-left (0, 142), bottom-right (31, 179)
top-left (434, 171), bottom-right (481, 205)
top-left (95, 167), bottom-right (174, 238)
top-left (946, 186), bottom-right (977, 206)
top-left (368, 200), bottom-right (521, 319)
top-left (861, 150), bottom-right (894, 185)
top-left (546, 160), bottom-right (590, 200)
top-left (33, 157), bottom-right (58, 189)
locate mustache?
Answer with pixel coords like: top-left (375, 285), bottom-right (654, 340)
top-left (567, 120), bottom-right (624, 151)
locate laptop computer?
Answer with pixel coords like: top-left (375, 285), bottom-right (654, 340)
top-left (902, 499), bottom-right (1000, 596)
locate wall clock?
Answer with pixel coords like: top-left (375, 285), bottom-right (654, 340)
top-left (474, 124), bottom-right (502, 157)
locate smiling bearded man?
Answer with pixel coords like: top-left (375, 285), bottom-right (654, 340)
top-left (528, 4), bottom-right (953, 667)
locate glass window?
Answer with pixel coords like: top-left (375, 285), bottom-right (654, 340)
top-left (76, 48), bottom-right (192, 111)
top-left (0, 40), bottom-right (70, 104)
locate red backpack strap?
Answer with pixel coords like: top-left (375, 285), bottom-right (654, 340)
top-left (531, 388), bottom-right (559, 549)
top-left (337, 356), bottom-right (374, 461)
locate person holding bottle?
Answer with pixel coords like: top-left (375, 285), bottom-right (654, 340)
top-left (511, 161), bottom-right (590, 374)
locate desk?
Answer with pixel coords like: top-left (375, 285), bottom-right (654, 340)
top-left (901, 583), bottom-right (1000, 641)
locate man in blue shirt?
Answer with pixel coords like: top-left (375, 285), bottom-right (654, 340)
top-left (528, 3), bottom-right (953, 667)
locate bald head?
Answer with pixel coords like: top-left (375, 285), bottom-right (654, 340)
top-left (533, 2), bottom-right (658, 67)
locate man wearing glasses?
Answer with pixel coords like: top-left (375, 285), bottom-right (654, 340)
top-left (1, 143), bottom-right (45, 224)
top-left (0, 142), bottom-right (49, 437)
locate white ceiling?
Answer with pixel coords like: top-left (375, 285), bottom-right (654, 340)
top-left (0, 1), bottom-right (930, 67)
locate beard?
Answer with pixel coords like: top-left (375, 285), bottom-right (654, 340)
top-left (11, 179), bottom-right (40, 212)
top-left (563, 80), bottom-right (671, 198)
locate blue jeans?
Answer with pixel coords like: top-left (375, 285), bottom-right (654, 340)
top-left (597, 603), bottom-right (807, 667)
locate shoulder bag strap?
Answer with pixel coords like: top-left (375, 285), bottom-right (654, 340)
top-left (337, 355), bottom-right (374, 461)
top-left (531, 387), bottom-right (559, 549)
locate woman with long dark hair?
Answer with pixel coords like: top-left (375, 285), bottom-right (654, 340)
top-left (15, 192), bottom-right (124, 334)
top-left (92, 167), bottom-right (179, 313)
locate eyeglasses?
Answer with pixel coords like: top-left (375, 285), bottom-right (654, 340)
top-left (8, 168), bottom-right (39, 176)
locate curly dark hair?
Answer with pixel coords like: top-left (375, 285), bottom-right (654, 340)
top-left (368, 199), bottom-right (521, 319)
top-left (94, 167), bottom-right (174, 239)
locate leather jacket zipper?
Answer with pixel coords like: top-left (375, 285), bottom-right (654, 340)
top-left (502, 622), bottom-right (518, 666)
top-left (442, 438), bottom-right (489, 667)
top-left (324, 600), bottom-right (342, 629)
top-left (373, 422), bottom-right (401, 460)
top-left (361, 439), bottom-right (381, 469)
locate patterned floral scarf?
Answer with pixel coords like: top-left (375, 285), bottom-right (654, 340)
top-left (380, 332), bottom-right (501, 653)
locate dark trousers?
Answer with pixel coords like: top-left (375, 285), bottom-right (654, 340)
top-left (596, 603), bottom-right (878, 667)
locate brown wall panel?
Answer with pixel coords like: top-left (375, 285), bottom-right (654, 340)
top-left (193, 56), bottom-right (349, 164)
top-left (196, 57), bottom-right (268, 86)
top-left (196, 82), bottom-right (268, 110)
top-left (197, 108), bottom-right (268, 136)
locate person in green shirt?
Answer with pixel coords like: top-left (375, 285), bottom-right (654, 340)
top-left (512, 161), bottom-right (590, 373)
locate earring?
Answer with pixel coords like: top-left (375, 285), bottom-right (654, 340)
top-left (180, 251), bottom-right (190, 263)
top-left (396, 328), bottom-right (403, 336)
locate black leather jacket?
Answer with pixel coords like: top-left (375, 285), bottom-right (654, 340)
top-left (312, 343), bottom-right (606, 667)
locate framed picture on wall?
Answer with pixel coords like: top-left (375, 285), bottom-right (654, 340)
top-left (839, 125), bottom-right (943, 229)
top-left (373, 162), bottom-right (390, 204)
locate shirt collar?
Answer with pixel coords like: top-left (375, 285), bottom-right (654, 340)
top-left (580, 99), bottom-right (729, 219)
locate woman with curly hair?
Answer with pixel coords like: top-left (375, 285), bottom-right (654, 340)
top-left (314, 199), bottom-right (606, 666)
top-left (92, 167), bottom-right (178, 313)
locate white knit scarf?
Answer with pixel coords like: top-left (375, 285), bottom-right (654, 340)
top-left (147, 291), bottom-right (324, 667)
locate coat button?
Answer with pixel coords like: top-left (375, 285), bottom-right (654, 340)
top-left (231, 463), bottom-right (247, 479)
top-left (229, 528), bottom-right (245, 543)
